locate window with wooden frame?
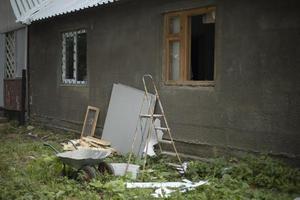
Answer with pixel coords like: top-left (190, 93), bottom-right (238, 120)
top-left (61, 29), bottom-right (87, 85)
top-left (164, 7), bottom-right (216, 85)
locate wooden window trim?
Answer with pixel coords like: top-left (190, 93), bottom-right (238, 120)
top-left (164, 7), bottom-right (216, 86)
top-left (164, 80), bottom-right (215, 87)
top-left (81, 106), bottom-right (100, 138)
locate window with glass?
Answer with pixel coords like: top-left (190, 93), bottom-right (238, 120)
top-left (164, 7), bottom-right (216, 85)
top-left (62, 30), bottom-right (87, 84)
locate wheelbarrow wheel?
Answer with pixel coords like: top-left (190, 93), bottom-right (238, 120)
top-left (77, 166), bottom-right (97, 182)
top-left (98, 161), bottom-right (113, 175)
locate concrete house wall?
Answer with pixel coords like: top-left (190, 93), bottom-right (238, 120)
top-left (28, 0), bottom-right (300, 163)
top-left (0, 0), bottom-right (24, 33)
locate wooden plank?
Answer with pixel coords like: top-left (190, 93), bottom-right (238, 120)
top-left (4, 79), bottom-right (22, 111)
top-left (79, 140), bottom-right (90, 147)
top-left (61, 137), bottom-right (115, 153)
top-left (83, 136), bottom-right (111, 146)
top-left (180, 13), bottom-right (187, 81)
top-left (164, 80), bottom-right (215, 86)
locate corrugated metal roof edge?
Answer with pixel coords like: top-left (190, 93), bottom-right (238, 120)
top-left (32, 0), bottom-right (118, 22)
top-left (17, 0), bottom-right (121, 24)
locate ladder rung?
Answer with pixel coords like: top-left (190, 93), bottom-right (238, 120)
top-left (155, 127), bottom-right (169, 131)
top-left (167, 163), bottom-right (186, 174)
top-left (140, 114), bottom-right (164, 118)
top-left (158, 139), bottom-right (173, 144)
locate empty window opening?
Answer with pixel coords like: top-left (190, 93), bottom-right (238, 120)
top-left (77, 32), bottom-right (87, 82)
top-left (65, 36), bottom-right (74, 79)
top-left (165, 7), bottom-right (216, 84)
top-left (190, 14), bottom-right (215, 81)
top-left (62, 30), bottom-right (87, 84)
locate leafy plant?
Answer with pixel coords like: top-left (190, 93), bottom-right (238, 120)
top-left (0, 123), bottom-right (299, 200)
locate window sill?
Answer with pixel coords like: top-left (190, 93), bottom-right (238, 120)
top-left (60, 83), bottom-right (88, 87)
top-left (164, 80), bottom-right (215, 87)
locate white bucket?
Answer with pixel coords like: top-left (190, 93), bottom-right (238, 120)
top-left (109, 163), bottom-right (140, 179)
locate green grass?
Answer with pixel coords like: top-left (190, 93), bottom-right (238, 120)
top-left (0, 122), bottom-right (299, 200)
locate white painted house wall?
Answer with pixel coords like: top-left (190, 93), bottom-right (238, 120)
top-left (15, 28), bottom-right (26, 77)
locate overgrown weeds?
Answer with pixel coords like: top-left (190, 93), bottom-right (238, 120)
top-left (0, 122), bottom-right (299, 199)
top-left (185, 156), bottom-right (300, 193)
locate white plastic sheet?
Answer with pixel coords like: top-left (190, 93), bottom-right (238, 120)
top-left (126, 179), bottom-right (208, 198)
top-left (102, 84), bottom-right (156, 156)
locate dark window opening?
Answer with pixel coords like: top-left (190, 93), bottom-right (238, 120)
top-left (77, 33), bottom-right (87, 81)
top-left (190, 15), bottom-right (215, 81)
top-left (65, 36), bottom-right (74, 79)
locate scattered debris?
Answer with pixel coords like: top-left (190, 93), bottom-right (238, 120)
top-left (126, 179), bottom-right (208, 189)
top-left (26, 155), bottom-right (36, 160)
top-left (61, 105), bottom-right (115, 153)
top-left (126, 179), bottom-right (208, 198)
top-left (26, 125), bottom-right (35, 131)
top-left (109, 163), bottom-right (140, 179)
top-left (27, 132), bottom-right (38, 138)
top-left (152, 187), bottom-right (175, 198)
top-left (61, 137), bottom-right (115, 153)
top-left (143, 119), bottom-right (163, 157)
top-left (41, 133), bottom-right (53, 140)
top-left (61, 140), bottom-right (79, 151)
top-left (81, 136), bottom-right (111, 147)
top-left (167, 162), bottom-right (188, 175)
top-left (2, 124), bottom-right (299, 199)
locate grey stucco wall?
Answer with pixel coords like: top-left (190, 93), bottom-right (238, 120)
top-left (29, 0), bottom-right (300, 162)
top-left (15, 28), bottom-right (26, 77)
top-left (0, 0), bottom-right (24, 33)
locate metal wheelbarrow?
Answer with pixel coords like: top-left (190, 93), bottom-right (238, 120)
top-left (44, 143), bottom-right (112, 181)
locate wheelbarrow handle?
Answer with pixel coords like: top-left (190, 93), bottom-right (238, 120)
top-left (44, 142), bottom-right (60, 154)
top-left (67, 140), bottom-right (78, 150)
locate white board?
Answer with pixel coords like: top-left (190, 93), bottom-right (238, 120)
top-left (102, 83), bottom-right (156, 156)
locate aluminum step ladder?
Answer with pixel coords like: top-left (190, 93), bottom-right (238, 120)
top-left (127, 74), bottom-right (184, 176)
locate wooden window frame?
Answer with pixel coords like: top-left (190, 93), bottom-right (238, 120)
top-left (81, 106), bottom-right (100, 138)
top-left (164, 7), bottom-right (216, 86)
